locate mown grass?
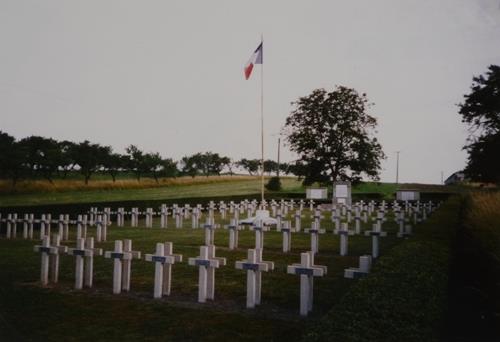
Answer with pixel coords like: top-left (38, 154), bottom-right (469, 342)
top-left (304, 197), bottom-right (461, 342)
top-left (0, 205), bottom-right (410, 341)
top-left (0, 178), bottom-right (303, 207)
top-left (0, 177), bottom-right (410, 208)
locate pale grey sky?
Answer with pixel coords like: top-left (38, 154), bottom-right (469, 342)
top-left (1, 0), bottom-right (499, 184)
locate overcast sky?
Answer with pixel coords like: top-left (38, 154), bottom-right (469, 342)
top-left (1, 0), bottom-right (499, 184)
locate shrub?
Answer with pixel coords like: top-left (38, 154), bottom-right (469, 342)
top-left (265, 176), bottom-right (282, 191)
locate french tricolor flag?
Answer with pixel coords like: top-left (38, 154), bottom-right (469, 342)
top-left (244, 42), bottom-right (263, 80)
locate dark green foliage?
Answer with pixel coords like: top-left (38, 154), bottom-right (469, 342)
top-left (180, 152), bottom-right (229, 178)
top-left (18, 135), bottom-right (62, 183)
top-left (265, 176), bottom-right (282, 191)
top-left (73, 141), bottom-right (111, 184)
top-left (237, 158), bottom-right (260, 176)
top-left (284, 87), bottom-right (385, 185)
top-left (303, 197), bottom-right (460, 342)
top-left (264, 159), bottom-right (278, 175)
top-left (459, 65), bottom-right (500, 183)
top-left (0, 131), bottom-right (27, 185)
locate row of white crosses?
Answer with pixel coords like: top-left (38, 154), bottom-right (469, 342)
top-left (34, 223), bottom-right (329, 316)
top-left (34, 234), bottom-right (102, 287)
top-left (1, 199), bottom-right (439, 237)
top-left (0, 212), bottom-right (110, 242)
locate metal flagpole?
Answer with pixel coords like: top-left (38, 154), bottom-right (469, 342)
top-left (260, 35), bottom-right (264, 204)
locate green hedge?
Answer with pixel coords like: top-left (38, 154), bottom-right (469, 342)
top-left (303, 197), bottom-right (461, 342)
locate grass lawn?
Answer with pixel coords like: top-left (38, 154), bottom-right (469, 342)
top-left (0, 177), bottom-right (409, 208)
top-left (0, 207), bottom-right (407, 341)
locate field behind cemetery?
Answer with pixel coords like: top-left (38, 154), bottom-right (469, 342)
top-left (0, 176), bottom-right (403, 207)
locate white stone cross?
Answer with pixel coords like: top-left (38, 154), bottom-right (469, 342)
top-left (117, 207), bottom-right (125, 227)
top-left (104, 240), bottom-right (133, 294)
top-left (251, 222), bottom-right (265, 250)
top-left (203, 217), bottom-right (216, 245)
top-left (224, 218), bottom-right (239, 250)
top-left (21, 214), bottom-right (29, 239)
top-left (159, 204), bottom-right (168, 228)
top-left (84, 237), bottom-right (102, 288)
top-left (161, 242), bottom-right (182, 296)
top-left (34, 235), bottom-right (56, 286)
top-left (287, 252), bottom-right (326, 316)
top-left (63, 214), bottom-right (70, 241)
top-left (206, 245), bottom-right (226, 300)
top-left (95, 215), bottom-right (104, 242)
top-left (67, 237), bottom-right (91, 289)
top-left (130, 207), bottom-right (139, 227)
top-left (175, 208), bottom-right (183, 228)
top-left (145, 243), bottom-right (176, 298)
top-left (294, 210), bottom-right (302, 232)
top-left (188, 245), bottom-right (223, 303)
top-left (354, 205), bottom-right (362, 234)
top-left (364, 223), bottom-right (388, 258)
top-left (304, 222), bottom-right (326, 254)
top-left (281, 221), bottom-right (292, 253)
top-left (275, 209), bottom-right (283, 232)
top-left (48, 234), bottom-right (68, 283)
top-left (6, 213), bottom-right (16, 239)
top-left (191, 207), bottom-right (200, 228)
top-left (344, 255), bottom-right (372, 279)
top-left (335, 223), bottom-right (355, 256)
top-left (145, 208), bottom-right (154, 228)
top-left (122, 239), bottom-right (141, 292)
top-left (57, 214), bottom-right (65, 241)
top-left (75, 215), bottom-right (84, 239)
top-left (252, 248), bottom-right (273, 305)
top-left (235, 248), bottom-right (274, 308)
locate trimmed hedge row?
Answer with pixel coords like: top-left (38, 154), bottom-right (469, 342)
top-left (303, 197), bottom-right (461, 342)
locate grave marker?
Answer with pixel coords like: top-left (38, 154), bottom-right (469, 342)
top-left (235, 248), bottom-right (274, 308)
top-left (287, 252), bottom-right (326, 316)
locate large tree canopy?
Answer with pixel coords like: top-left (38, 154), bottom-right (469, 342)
top-left (459, 65), bottom-right (500, 183)
top-left (284, 86), bottom-right (385, 185)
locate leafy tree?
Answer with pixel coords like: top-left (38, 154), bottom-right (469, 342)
top-left (237, 158), bottom-right (260, 176)
top-left (279, 162), bottom-right (290, 175)
top-left (221, 156), bottom-right (234, 176)
top-left (73, 141), bottom-right (110, 184)
top-left (0, 131), bottom-right (27, 186)
top-left (102, 152), bottom-right (124, 182)
top-left (18, 136), bottom-right (62, 183)
top-left (284, 87), bottom-right (385, 185)
top-left (181, 154), bottom-right (199, 178)
top-left (459, 65), bottom-right (500, 183)
top-left (206, 152), bottom-right (225, 176)
top-left (142, 152), bottom-right (163, 183)
top-left (263, 159), bottom-right (278, 176)
top-left (58, 140), bottom-right (77, 179)
top-left (126, 145), bottom-right (145, 181)
top-left (180, 152), bottom-right (225, 177)
top-left (159, 158), bottom-right (179, 178)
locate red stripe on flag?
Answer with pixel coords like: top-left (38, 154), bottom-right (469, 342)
top-left (244, 63), bottom-right (254, 80)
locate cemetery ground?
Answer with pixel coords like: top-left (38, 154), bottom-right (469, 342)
top-left (0, 206), bottom-right (399, 341)
top-left (0, 180), bottom-right (498, 341)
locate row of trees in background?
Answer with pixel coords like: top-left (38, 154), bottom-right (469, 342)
top-left (0, 85), bottom-right (389, 188)
top-left (0, 131), bottom-right (295, 186)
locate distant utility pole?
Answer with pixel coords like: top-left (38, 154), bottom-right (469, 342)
top-left (441, 171), bottom-right (444, 185)
top-left (395, 151), bottom-right (400, 185)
